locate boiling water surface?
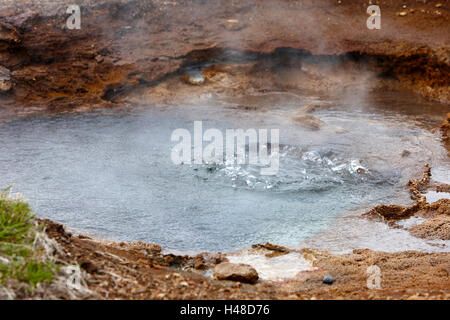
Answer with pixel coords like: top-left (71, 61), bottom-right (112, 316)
top-left (0, 95), bottom-right (448, 252)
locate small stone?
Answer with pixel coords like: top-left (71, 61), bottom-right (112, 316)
top-left (292, 113), bottom-right (324, 130)
top-left (214, 262), bottom-right (259, 284)
top-left (201, 252), bottom-right (228, 264)
top-left (435, 3), bottom-right (442, 8)
top-left (2, 11), bottom-right (36, 30)
top-left (398, 11), bottom-right (408, 16)
top-left (0, 65), bottom-right (12, 92)
top-left (323, 275), bottom-right (334, 284)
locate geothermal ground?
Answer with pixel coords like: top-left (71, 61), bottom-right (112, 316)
top-left (0, 0), bottom-right (449, 300)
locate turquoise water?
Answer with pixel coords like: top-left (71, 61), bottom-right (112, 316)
top-left (0, 97), bottom-right (446, 251)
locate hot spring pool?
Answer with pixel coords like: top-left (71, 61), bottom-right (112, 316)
top-left (0, 94), bottom-right (448, 252)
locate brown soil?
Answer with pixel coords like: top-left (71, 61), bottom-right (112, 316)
top-left (32, 218), bottom-right (449, 300)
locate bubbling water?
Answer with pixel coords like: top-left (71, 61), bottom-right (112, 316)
top-left (0, 96), bottom-right (447, 252)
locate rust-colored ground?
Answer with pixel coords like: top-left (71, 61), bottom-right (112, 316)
top-left (0, 0), bottom-right (449, 117)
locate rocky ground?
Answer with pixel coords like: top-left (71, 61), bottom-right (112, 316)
top-left (2, 163), bottom-right (448, 300)
top-left (0, 0), bottom-right (449, 300)
top-left (365, 164), bottom-right (450, 241)
top-left (12, 217), bottom-right (441, 300)
top-left (0, 0), bottom-right (449, 118)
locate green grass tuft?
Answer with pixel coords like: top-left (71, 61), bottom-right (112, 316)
top-left (0, 189), bottom-right (57, 288)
